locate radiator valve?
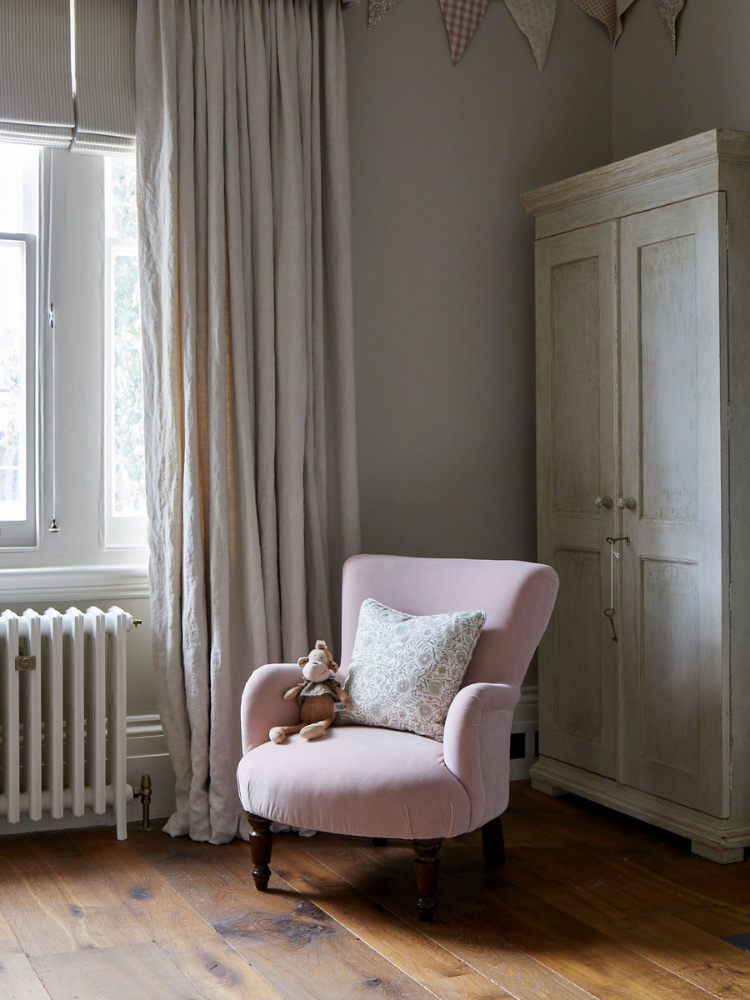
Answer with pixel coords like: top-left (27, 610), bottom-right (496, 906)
top-left (132, 774), bottom-right (152, 831)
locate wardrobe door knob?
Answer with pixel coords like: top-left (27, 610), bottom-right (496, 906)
top-left (594, 496), bottom-right (612, 509)
top-left (617, 496), bottom-right (637, 511)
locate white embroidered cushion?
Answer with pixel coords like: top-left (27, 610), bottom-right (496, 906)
top-left (338, 599), bottom-right (486, 741)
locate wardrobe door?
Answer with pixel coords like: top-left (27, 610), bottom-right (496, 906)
top-left (620, 194), bottom-right (728, 817)
top-left (536, 223), bottom-right (618, 779)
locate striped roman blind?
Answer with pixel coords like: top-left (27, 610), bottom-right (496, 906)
top-left (73, 0), bottom-right (136, 154)
top-left (0, 0), bottom-right (75, 147)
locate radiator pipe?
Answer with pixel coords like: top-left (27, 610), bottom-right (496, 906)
top-left (131, 774), bottom-right (152, 831)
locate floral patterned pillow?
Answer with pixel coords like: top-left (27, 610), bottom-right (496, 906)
top-left (338, 599), bottom-right (486, 741)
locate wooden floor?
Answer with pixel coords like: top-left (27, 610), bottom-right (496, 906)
top-left (2, 783), bottom-right (750, 999)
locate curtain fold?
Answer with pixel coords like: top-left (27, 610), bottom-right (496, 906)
top-left (135, 0), bottom-right (360, 844)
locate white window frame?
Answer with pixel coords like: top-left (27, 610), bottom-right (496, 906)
top-left (0, 146), bottom-right (148, 595)
top-left (0, 231), bottom-right (37, 548)
top-left (103, 234), bottom-right (146, 550)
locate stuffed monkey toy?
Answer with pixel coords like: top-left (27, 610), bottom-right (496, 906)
top-left (269, 640), bottom-right (351, 744)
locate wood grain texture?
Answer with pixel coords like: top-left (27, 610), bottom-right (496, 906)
top-left (74, 830), bottom-right (285, 1000)
top-left (619, 193), bottom-right (726, 819)
top-left (535, 222), bottom-right (618, 780)
top-left (531, 130), bottom-right (748, 858)
top-left (3, 786), bottom-right (750, 1000)
top-left (0, 909), bottom-right (50, 1000)
top-left (131, 829), bottom-right (437, 1000)
top-left (0, 834), bottom-right (151, 957)
top-left (32, 942), bottom-right (213, 1000)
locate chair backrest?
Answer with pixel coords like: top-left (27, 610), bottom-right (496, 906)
top-left (340, 555), bottom-right (559, 690)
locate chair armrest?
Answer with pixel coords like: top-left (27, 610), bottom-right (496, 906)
top-left (240, 663), bottom-right (304, 755)
top-left (442, 682), bottom-right (520, 831)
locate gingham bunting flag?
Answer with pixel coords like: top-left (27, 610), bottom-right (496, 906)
top-left (503, 0), bottom-right (557, 72)
top-left (367, 0), bottom-right (403, 29)
top-left (573, 0), bottom-right (636, 44)
top-left (438, 0), bottom-right (491, 65)
top-left (655, 0), bottom-right (686, 51)
top-left (365, 0), bottom-right (688, 65)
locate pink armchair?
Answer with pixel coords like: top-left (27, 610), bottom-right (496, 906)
top-left (237, 555), bottom-right (558, 920)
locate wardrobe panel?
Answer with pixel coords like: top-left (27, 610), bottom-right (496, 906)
top-left (551, 257), bottom-right (600, 516)
top-left (639, 236), bottom-right (699, 524)
top-left (620, 193), bottom-right (726, 818)
top-left (641, 557), bottom-right (700, 773)
top-left (552, 547), bottom-right (603, 743)
top-left (535, 223), bottom-right (617, 780)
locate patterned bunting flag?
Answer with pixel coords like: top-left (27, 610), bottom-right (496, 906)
top-left (654, 0), bottom-right (686, 52)
top-left (573, 0), bottom-right (636, 44)
top-left (367, 0), bottom-right (403, 29)
top-left (439, 0), bottom-right (491, 65)
top-left (503, 0), bottom-right (557, 72)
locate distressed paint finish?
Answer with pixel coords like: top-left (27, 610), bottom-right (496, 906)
top-left (525, 130), bottom-right (749, 860)
top-left (535, 223), bottom-right (618, 780)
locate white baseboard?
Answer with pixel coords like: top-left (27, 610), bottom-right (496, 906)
top-left (510, 685), bottom-right (538, 782)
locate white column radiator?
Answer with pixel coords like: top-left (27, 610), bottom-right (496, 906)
top-left (0, 605), bottom-right (149, 840)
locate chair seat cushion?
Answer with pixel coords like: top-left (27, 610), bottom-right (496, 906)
top-left (237, 726), bottom-right (472, 840)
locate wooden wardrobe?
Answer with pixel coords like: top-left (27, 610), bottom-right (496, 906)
top-left (522, 130), bottom-right (750, 863)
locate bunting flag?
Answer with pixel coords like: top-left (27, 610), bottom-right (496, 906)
top-left (439, 0), bottom-right (491, 64)
top-left (573, 0), bottom-right (636, 44)
top-left (503, 0), bottom-right (557, 72)
top-left (655, 0), bottom-right (685, 52)
top-left (368, 0), bottom-right (403, 29)
top-left (364, 0), bottom-right (689, 63)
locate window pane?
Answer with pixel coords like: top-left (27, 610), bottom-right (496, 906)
top-left (0, 144), bottom-right (39, 233)
top-left (0, 241), bottom-right (27, 521)
top-left (112, 249), bottom-right (145, 516)
top-left (105, 157), bottom-right (137, 240)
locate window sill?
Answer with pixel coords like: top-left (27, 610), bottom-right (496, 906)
top-left (0, 564), bottom-right (149, 603)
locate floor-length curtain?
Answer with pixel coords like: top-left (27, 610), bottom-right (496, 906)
top-left (135, 0), bottom-right (360, 844)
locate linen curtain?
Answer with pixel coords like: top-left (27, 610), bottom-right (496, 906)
top-left (135, 0), bottom-right (360, 844)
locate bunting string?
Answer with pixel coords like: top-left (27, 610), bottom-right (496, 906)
top-left (365, 0), bottom-right (689, 68)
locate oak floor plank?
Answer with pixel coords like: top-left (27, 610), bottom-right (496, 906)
top-left (299, 835), bottom-right (600, 1000)
top-left (0, 909), bottom-right (51, 1000)
top-left (516, 843), bottom-right (750, 939)
top-left (451, 841), bottom-right (750, 999)
top-left (32, 941), bottom-right (213, 1000)
top-left (350, 838), bottom-right (721, 1000)
top-left (132, 831), bottom-right (437, 1000)
top-left (508, 784), bottom-right (750, 935)
top-left (0, 835), bottom-right (151, 957)
top-left (75, 829), bottom-right (285, 1000)
top-left (2, 783), bottom-right (750, 1000)
top-left (273, 837), bottom-right (510, 1000)
top-left (507, 784), bottom-right (667, 852)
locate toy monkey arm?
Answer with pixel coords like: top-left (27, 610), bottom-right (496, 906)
top-left (284, 683), bottom-right (305, 700)
top-left (333, 682), bottom-right (351, 707)
top-left (240, 664), bottom-right (305, 754)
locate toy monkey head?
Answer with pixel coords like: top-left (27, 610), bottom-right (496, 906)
top-left (298, 640), bottom-right (338, 683)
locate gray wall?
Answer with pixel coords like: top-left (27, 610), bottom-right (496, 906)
top-left (344, 0), bottom-right (612, 564)
top-left (614, 0), bottom-right (750, 159)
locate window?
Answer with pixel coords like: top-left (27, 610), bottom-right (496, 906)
top-left (0, 144), bottom-right (147, 571)
top-left (0, 145), bottom-right (39, 547)
top-left (104, 157), bottom-right (146, 548)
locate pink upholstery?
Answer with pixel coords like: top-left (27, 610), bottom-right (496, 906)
top-left (237, 555), bottom-right (558, 840)
top-left (341, 556), bottom-right (559, 689)
top-left (238, 725), bottom-right (471, 839)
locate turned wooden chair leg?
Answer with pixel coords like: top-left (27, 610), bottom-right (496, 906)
top-left (413, 839), bottom-right (442, 922)
top-left (481, 814), bottom-right (506, 866)
top-left (247, 814), bottom-right (273, 891)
